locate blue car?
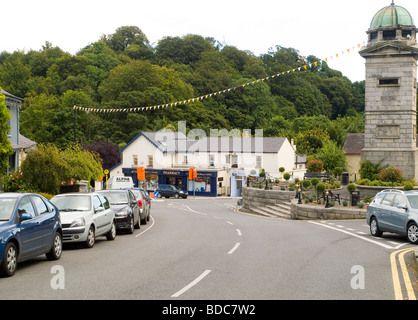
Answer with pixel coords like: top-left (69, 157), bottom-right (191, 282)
top-left (0, 193), bottom-right (63, 277)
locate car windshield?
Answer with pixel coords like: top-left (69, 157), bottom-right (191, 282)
top-left (101, 192), bottom-right (129, 205)
top-left (51, 195), bottom-right (91, 211)
top-left (406, 194), bottom-right (418, 209)
top-left (0, 198), bottom-right (17, 221)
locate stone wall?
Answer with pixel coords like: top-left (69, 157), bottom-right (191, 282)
top-left (241, 187), bottom-right (367, 220)
top-left (291, 203), bottom-right (367, 220)
top-left (242, 187), bottom-right (292, 210)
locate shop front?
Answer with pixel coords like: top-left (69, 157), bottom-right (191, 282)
top-left (122, 168), bottom-right (218, 197)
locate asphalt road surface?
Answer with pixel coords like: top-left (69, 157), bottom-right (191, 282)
top-left (0, 197), bottom-right (416, 301)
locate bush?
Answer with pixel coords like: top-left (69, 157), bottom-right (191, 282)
top-left (310, 177), bottom-right (320, 187)
top-left (316, 182), bottom-right (326, 193)
top-left (302, 179), bottom-right (311, 189)
top-left (306, 159), bottom-right (324, 173)
top-left (379, 166), bottom-right (403, 183)
top-left (359, 160), bottom-right (382, 180)
top-left (347, 183), bottom-right (357, 193)
top-left (1, 169), bottom-right (25, 192)
top-left (404, 182), bottom-right (414, 191)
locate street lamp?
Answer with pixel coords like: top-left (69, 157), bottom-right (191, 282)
top-left (298, 187), bottom-right (302, 204)
top-left (325, 190), bottom-right (330, 208)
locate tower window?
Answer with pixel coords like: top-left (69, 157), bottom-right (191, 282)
top-left (402, 30), bottom-right (412, 38)
top-left (379, 78), bottom-right (399, 86)
top-left (383, 30), bottom-right (396, 39)
top-left (370, 32), bottom-right (378, 40)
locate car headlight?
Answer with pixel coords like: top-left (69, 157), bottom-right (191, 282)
top-left (116, 209), bottom-right (129, 217)
top-left (70, 217), bottom-right (85, 228)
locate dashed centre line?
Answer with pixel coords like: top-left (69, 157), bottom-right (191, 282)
top-left (228, 242), bottom-right (241, 255)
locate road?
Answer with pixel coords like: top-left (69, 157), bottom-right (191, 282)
top-left (0, 197), bottom-right (416, 301)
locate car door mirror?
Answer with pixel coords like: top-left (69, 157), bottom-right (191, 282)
top-left (95, 207), bottom-right (104, 214)
top-left (18, 209), bottom-right (32, 221)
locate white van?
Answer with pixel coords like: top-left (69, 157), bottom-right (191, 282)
top-left (107, 176), bottom-right (134, 189)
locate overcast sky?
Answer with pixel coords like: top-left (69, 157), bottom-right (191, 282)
top-left (2, 0), bottom-right (418, 82)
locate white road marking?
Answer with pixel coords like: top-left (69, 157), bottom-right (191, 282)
top-left (228, 242), bottom-right (241, 254)
top-left (236, 229), bottom-right (242, 236)
top-left (171, 270), bottom-right (212, 298)
top-left (309, 221), bottom-right (396, 249)
top-left (135, 216), bottom-right (155, 238)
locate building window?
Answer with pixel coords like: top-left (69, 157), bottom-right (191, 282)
top-left (232, 155), bottom-right (238, 167)
top-left (183, 155), bottom-right (188, 165)
top-left (383, 30), bottom-right (396, 40)
top-left (209, 154), bottom-right (215, 167)
top-left (147, 155), bottom-right (153, 168)
top-left (225, 154), bottom-right (230, 164)
top-left (189, 177), bottom-right (211, 193)
top-left (379, 78), bottom-right (399, 86)
top-left (370, 32), bottom-right (378, 41)
top-left (133, 155), bottom-right (138, 166)
top-left (256, 156), bottom-right (262, 168)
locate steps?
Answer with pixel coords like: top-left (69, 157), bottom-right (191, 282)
top-left (249, 202), bottom-right (293, 219)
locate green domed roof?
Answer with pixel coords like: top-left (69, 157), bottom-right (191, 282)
top-left (370, 3), bottom-right (414, 28)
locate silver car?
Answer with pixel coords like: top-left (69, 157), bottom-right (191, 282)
top-left (367, 189), bottom-right (418, 244)
top-left (129, 188), bottom-right (151, 225)
top-left (50, 193), bottom-right (116, 248)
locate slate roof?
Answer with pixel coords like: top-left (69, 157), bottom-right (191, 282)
top-left (343, 133), bottom-right (365, 155)
top-left (1, 89), bottom-right (24, 103)
top-left (123, 131), bottom-right (288, 154)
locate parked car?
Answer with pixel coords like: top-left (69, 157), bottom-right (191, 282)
top-left (0, 193), bottom-right (63, 277)
top-left (50, 193), bottom-right (116, 248)
top-left (97, 189), bottom-right (140, 233)
top-left (129, 188), bottom-right (151, 224)
top-left (156, 184), bottom-right (188, 199)
top-left (367, 189), bottom-right (418, 244)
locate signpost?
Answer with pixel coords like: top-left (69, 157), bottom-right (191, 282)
top-left (104, 169), bottom-right (109, 189)
top-left (189, 168), bottom-right (197, 199)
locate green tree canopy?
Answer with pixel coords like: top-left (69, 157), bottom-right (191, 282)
top-left (0, 90), bottom-right (13, 174)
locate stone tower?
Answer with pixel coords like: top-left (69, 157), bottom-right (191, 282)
top-left (359, 2), bottom-right (418, 180)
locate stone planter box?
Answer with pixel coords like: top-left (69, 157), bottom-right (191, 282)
top-left (291, 202), bottom-right (367, 220)
top-left (355, 185), bottom-right (418, 198)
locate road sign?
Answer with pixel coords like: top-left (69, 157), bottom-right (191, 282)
top-left (104, 169), bottom-right (109, 175)
top-left (154, 191), bottom-right (160, 198)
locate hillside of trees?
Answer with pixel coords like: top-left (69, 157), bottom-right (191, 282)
top-left (0, 26), bottom-right (366, 156)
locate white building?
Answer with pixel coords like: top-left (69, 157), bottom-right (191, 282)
top-left (110, 131), bottom-right (302, 197)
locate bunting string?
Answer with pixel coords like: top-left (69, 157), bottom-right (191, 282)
top-left (73, 41), bottom-right (367, 114)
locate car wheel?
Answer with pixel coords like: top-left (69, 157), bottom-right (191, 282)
top-left (46, 232), bottom-right (63, 260)
top-left (370, 217), bottom-right (383, 237)
top-left (135, 215), bottom-right (141, 229)
top-left (174, 193), bottom-right (179, 199)
top-left (407, 223), bottom-right (418, 244)
top-left (0, 242), bottom-right (17, 277)
top-left (127, 216), bottom-right (134, 234)
top-left (106, 221), bottom-right (116, 240)
top-left (85, 226), bottom-right (95, 248)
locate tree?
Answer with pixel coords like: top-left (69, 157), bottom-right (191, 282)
top-left (295, 128), bottom-right (330, 155)
top-left (0, 90), bottom-right (13, 174)
top-left (20, 144), bottom-right (66, 194)
top-left (60, 143), bottom-right (103, 184)
top-left (21, 143), bottom-right (103, 194)
top-left (316, 140), bottom-right (347, 176)
top-left (83, 141), bottom-right (121, 171)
